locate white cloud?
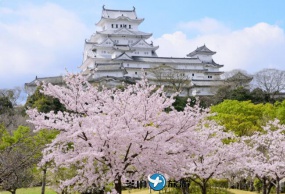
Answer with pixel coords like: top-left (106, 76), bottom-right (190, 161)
top-left (153, 21), bottom-right (285, 73)
top-left (178, 17), bottom-right (230, 35)
top-left (0, 3), bottom-right (90, 88)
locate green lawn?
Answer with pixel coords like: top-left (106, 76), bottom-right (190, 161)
top-left (0, 187), bottom-right (56, 194)
top-left (229, 189), bottom-right (256, 194)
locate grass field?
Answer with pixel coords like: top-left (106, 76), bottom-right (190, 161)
top-left (229, 189), bottom-right (255, 194)
top-left (0, 187), bottom-right (56, 194)
top-left (0, 187), bottom-right (257, 194)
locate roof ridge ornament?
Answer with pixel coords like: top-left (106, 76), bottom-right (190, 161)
top-left (133, 6), bottom-right (136, 11)
top-left (103, 5), bottom-right (105, 10)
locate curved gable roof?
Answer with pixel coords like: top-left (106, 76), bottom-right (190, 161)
top-left (187, 45), bottom-right (216, 57)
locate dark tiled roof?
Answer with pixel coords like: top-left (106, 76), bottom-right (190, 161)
top-left (102, 6), bottom-right (138, 20)
top-left (25, 76), bottom-right (64, 86)
top-left (187, 45), bottom-right (216, 57)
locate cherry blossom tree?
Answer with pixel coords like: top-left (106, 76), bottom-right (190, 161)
top-left (149, 120), bottom-right (249, 194)
top-left (27, 74), bottom-right (207, 194)
top-left (168, 120), bottom-right (251, 194)
top-left (243, 120), bottom-right (285, 194)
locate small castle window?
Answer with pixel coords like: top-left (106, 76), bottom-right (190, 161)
top-left (192, 73), bottom-right (195, 76)
top-left (111, 24), bottom-right (114, 28)
top-left (116, 24), bottom-right (118, 28)
top-left (135, 72), bottom-right (137, 75)
top-left (129, 25), bottom-right (131, 29)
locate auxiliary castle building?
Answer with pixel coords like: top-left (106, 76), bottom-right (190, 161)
top-left (26, 6), bottom-right (227, 96)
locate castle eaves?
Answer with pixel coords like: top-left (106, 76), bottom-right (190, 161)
top-left (102, 6), bottom-right (138, 20)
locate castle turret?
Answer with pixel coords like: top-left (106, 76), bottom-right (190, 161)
top-left (81, 6), bottom-right (159, 70)
top-left (187, 44), bottom-right (216, 63)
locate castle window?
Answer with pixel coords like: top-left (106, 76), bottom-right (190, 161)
top-left (111, 24), bottom-right (114, 28)
top-left (116, 24), bottom-right (118, 28)
top-left (135, 72), bottom-right (137, 75)
top-left (120, 24), bottom-right (122, 27)
top-left (129, 25), bottom-right (131, 29)
top-left (192, 73), bottom-right (195, 76)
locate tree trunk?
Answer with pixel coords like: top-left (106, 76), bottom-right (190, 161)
top-left (41, 168), bottom-right (47, 194)
top-left (181, 185), bottom-right (190, 194)
top-left (262, 177), bottom-right (267, 194)
top-left (199, 181), bottom-right (207, 194)
top-left (10, 189), bottom-right (16, 194)
top-left (180, 178), bottom-right (190, 194)
top-left (201, 185), bottom-right (207, 194)
top-left (276, 177), bottom-right (280, 194)
top-left (267, 181), bottom-right (274, 194)
top-left (249, 181), bottom-right (254, 191)
top-left (115, 176), bottom-right (122, 194)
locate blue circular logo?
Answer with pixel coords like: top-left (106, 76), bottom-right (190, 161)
top-left (148, 173), bottom-right (166, 191)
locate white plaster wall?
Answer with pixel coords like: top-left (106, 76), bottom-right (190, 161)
top-left (83, 44), bottom-right (93, 61)
top-left (93, 71), bottom-right (124, 78)
top-left (191, 87), bottom-right (213, 96)
top-left (206, 67), bottom-right (220, 72)
top-left (104, 20), bottom-right (139, 31)
top-left (125, 63), bottom-right (153, 68)
top-left (197, 55), bottom-right (212, 63)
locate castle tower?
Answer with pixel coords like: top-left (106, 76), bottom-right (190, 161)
top-left (80, 6), bottom-right (159, 77)
top-left (187, 44), bottom-right (216, 63)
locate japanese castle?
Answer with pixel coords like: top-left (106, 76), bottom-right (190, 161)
top-left (25, 6), bottom-right (250, 96)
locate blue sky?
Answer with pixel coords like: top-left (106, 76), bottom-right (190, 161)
top-left (1, 0), bottom-right (285, 92)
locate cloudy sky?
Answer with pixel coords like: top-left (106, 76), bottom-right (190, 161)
top-left (1, 0), bottom-right (285, 91)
